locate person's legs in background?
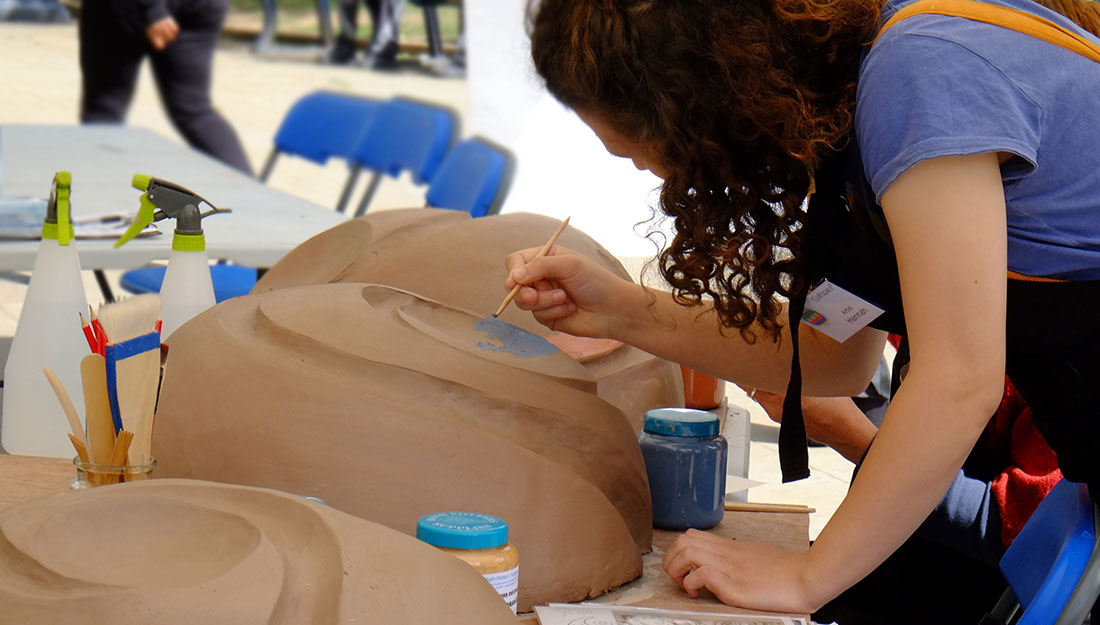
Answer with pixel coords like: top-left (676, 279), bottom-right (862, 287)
top-left (329, 0), bottom-right (361, 64)
top-left (79, 1), bottom-right (145, 122)
top-left (149, 0), bottom-right (252, 175)
top-left (363, 0), bottom-right (404, 69)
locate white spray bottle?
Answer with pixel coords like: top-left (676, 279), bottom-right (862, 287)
top-left (115, 174), bottom-right (230, 339)
top-left (2, 171), bottom-right (91, 457)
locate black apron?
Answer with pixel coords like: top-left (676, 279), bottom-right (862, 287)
top-left (779, 150), bottom-right (1100, 500)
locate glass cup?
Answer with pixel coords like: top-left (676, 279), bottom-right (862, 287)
top-left (70, 456), bottom-right (156, 489)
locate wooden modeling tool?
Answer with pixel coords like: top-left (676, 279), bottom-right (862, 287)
top-left (102, 430), bottom-right (135, 485)
top-left (492, 216), bottom-right (570, 318)
top-left (723, 501), bottom-right (816, 514)
top-left (98, 295), bottom-right (161, 464)
top-left (42, 366), bottom-right (87, 451)
top-left (68, 433), bottom-right (90, 464)
top-left (81, 354), bottom-right (115, 465)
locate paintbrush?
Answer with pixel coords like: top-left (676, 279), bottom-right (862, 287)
top-left (493, 216), bottom-right (570, 318)
top-left (98, 294), bottom-right (161, 465)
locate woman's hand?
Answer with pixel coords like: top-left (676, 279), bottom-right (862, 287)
top-left (663, 530), bottom-right (820, 613)
top-left (503, 245), bottom-right (637, 338)
top-left (146, 17), bottom-right (180, 51)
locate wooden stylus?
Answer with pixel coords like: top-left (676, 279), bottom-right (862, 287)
top-left (492, 216), bottom-right (571, 318)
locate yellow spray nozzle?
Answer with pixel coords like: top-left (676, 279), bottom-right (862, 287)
top-left (113, 192), bottom-right (157, 249)
top-left (131, 173), bottom-right (152, 191)
top-left (45, 170), bottom-right (74, 246)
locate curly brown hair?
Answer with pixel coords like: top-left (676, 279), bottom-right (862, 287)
top-left (529, 0), bottom-right (1100, 342)
top-left (530, 0), bottom-right (880, 342)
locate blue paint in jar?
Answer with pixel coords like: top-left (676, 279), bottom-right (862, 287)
top-left (638, 407), bottom-right (727, 530)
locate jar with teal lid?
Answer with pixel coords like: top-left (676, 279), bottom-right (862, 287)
top-left (417, 512), bottom-right (519, 613)
top-left (638, 407), bottom-right (728, 530)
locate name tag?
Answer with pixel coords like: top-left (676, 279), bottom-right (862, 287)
top-left (801, 280), bottom-right (885, 343)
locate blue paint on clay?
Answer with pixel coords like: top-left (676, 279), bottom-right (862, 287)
top-left (473, 318), bottom-right (558, 358)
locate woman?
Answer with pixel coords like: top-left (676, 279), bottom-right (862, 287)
top-left (506, 0), bottom-right (1100, 616)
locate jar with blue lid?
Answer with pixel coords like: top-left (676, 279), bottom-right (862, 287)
top-left (639, 407), bottom-right (728, 530)
top-left (417, 512), bottom-right (519, 613)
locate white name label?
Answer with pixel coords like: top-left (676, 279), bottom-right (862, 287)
top-left (801, 280), bottom-right (885, 343)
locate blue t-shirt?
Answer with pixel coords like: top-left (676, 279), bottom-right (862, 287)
top-left (854, 0), bottom-right (1100, 279)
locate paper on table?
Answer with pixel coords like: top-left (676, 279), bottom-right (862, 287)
top-left (534, 602), bottom-right (809, 625)
top-left (726, 475), bottom-right (765, 495)
top-left (0, 199), bottom-right (160, 240)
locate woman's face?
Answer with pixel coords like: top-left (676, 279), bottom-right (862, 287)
top-left (576, 108), bottom-right (669, 179)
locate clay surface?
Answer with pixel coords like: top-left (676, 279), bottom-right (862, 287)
top-left (254, 209), bottom-right (684, 428)
top-left (154, 284), bottom-right (653, 611)
top-left (0, 479), bottom-right (519, 624)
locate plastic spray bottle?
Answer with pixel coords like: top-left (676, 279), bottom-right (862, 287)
top-left (2, 171), bottom-right (91, 457)
top-left (115, 174), bottom-right (230, 339)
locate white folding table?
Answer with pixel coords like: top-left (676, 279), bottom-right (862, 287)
top-left (0, 124), bottom-right (348, 272)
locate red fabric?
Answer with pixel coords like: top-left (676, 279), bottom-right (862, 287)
top-left (987, 378), bottom-right (1063, 548)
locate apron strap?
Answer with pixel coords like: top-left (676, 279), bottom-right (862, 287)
top-left (876, 0), bottom-right (1100, 63)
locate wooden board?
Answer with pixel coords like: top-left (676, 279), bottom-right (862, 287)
top-left (0, 454), bottom-right (73, 510)
top-left (0, 454), bottom-right (810, 621)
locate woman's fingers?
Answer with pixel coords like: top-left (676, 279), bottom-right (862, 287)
top-left (515, 285), bottom-right (568, 310)
top-left (682, 565), bottom-right (739, 604)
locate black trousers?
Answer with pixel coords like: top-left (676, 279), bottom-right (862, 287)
top-left (78, 0), bottom-right (253, 175)
top-left (813, 531), bottom-right (1008, 625)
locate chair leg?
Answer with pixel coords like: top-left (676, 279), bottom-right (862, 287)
top-left (259, 150), bottom-right (279, 183)
top-left (984, 588), bottom-right (1019, 625)
top-left (335, 165), bottom-right (363, 214)
top-left (353, 172), bottom-right (383, 218)
top-left (94, 269), bottom-right (115, 303)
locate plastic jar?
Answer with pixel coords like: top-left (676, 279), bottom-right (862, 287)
top-left (417, 512), bottom-right (520, 613)
top-left (638, 408), bottom-right (728, 530)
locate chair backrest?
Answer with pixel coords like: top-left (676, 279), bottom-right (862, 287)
top-left (267, 91), bottom-right (381, 168)
top-left (999, 479), bottom-right (1100, 625)
top-left (424, 137), bottom-right (515, 218)
top-left (351, 97), bottom-right (458, 185)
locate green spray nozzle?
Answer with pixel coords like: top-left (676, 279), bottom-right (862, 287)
top-left (43, 170), bottom-right (75, 246)
top-left (114, 175), bottom-right (231, 249)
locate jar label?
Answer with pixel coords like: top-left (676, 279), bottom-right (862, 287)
top-left (484, 566), bottom-right (519, 614)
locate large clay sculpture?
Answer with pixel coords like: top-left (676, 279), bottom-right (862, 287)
top-left (253, 208), bottom-right (684, 429)
top-left (153, 284), bottom-right (653, 611)
top-left (0, 479), bottom-right (519, 624)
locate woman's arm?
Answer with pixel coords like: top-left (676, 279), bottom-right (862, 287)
top-left (663, 151), bottom-right (1009, 612)
top-left (506, 250), bottom-right (886, 396)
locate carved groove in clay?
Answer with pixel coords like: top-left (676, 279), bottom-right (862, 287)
top-left (253, 209), bottom-right (686, 429)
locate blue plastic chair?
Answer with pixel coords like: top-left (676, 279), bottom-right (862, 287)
top-left (349, 97), bottom-right (458, 217)
top-left (119, 265), bottom-right (259, 303)
top-left (120, 91), bottom-right (382, 302)
top-left (424, 137), bottom-right (514, 218)
top-left (984, 479), bottom-right (1100, 625)
top-left (259, 91), bottom-right (382, 214)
